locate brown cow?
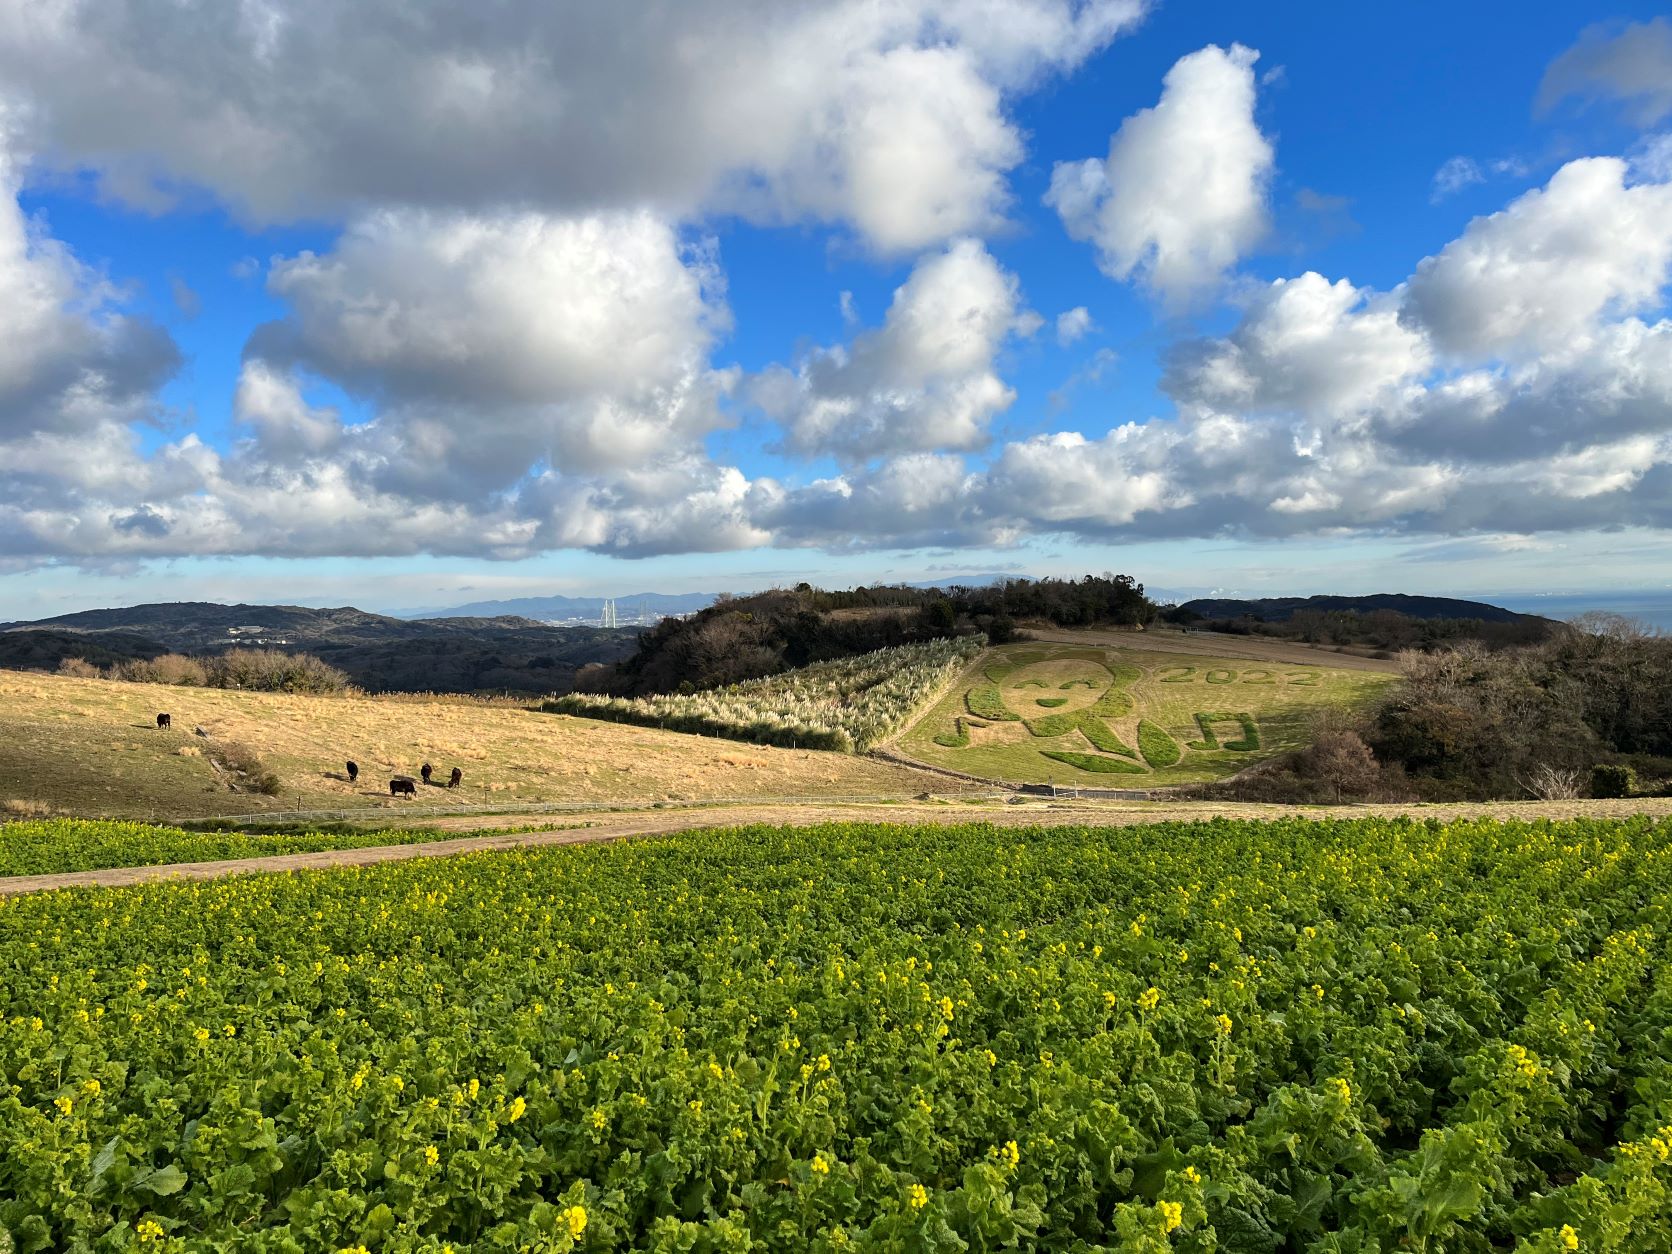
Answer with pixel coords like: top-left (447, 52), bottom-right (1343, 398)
top-left (420, 762), bottom-right (434, 784)
top-left (389, 776), bottom-right (417, 798)
top-left (448, 767), bottom-right (462, 789)
top-left (156, 713), bottom-right (171, 730)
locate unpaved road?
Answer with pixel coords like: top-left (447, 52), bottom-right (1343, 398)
top-left (5, 796), bottom-right (1669, 897)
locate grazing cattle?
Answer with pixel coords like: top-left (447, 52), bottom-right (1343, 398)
top-left (389, 776), bottom-right (417, 798)
top-left (448, 767), bottom-right (462, 789)
top-left (421, 762), bottom-right (433, 784)
top-left (156, 713), bottom-right (171, 730)
top-left (346, 760), bottom-right (359, 783)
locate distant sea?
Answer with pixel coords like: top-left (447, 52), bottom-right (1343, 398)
top-left (1491, 591), bottom-right (1672, 632)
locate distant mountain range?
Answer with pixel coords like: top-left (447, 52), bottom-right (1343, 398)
top-left (0, 601), bottom-right (640, 694)
top-left (1177, 593), bottom-right (1537, 623)
top-left (396, 592), bottom-right (720, 621)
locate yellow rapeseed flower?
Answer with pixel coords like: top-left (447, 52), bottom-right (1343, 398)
top-left (136, 1219), bottom-right (164, 1242)
top-left (1560, 1225), bottom-right (1579, 1249)
top-left (1159, 1200), bottom-right (1183, 1233)
top-left (907, 1183), bottom-right (928, 1210)
top-left (423, 1145), bottom-right (439, 1167)
top-left (1215, 1014), bottom-right (1233, 1035)
top-left (508, 1095), bottom-right (526, 1122)
top-left (559, 1205), bottom-right (587, 1239)
top-left (812, 1152), bottom-right (831, 1175)
top-left (1138, 987), bottom-right (1160, 1012)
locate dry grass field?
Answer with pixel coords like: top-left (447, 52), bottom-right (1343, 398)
top-left (0, 670), bottom-right (955, 821)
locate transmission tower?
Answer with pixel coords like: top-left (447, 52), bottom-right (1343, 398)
top-left (601, 598), bottom-right (617, 628)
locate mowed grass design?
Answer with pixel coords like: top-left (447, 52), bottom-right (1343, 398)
top-left (0, 671), bottom-right (949, 822)
top-left (899, 640), bottom-right (1396, 786)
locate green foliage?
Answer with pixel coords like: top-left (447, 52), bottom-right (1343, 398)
top-left (4, 816), bottom-right (1672, 1249)
top-left (967, 683), bottom-right (1020, 722)
top-left (1137, 720), bottom-right (1182, 768)
top-left (0, 819), bottom-right (478, 877)
top-left (1078, 719), bottom-right (1137, 757)
top-left (1190, 712), bottom-right (1260, 753)
top-left (1039, 750), bottom-right (1148, 774)
top-left (548, 637), bottom-right (983, 752)
top-left (934, 718), bottom-right (972, 749)
top-left (1590, 764), bottom-right (1638, 799)
top-left (1033, 697), bottom-right (1069, 708)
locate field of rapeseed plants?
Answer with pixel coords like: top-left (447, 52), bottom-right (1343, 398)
top-left (0, 820), bottom-right (491, 878)
top-left (3, 816), bottom-right (1672, 1250)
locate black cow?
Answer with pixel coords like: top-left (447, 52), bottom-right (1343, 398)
top-left (156, 713), bottom-right (171, 730)
top-left (420, 762), bottom-right (434, 784)
top-left (448, 766), bottom-right (462, 789)
top-left (346, 760), bottom-right (359, 783)
top-left (389, 776), bottom-right (417, 798)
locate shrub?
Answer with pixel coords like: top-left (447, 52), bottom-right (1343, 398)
top-left (1519, 764), bottom-right (1584, 801)
top-left (56, 657), bottom-right (99, 679)
top-left (1590, 763), bottom-right (1637, 799)
top-left (1137, 719), bottom-right (1182, 768)
top-left (211, 741), bottom-right (282, 795)
top-left (985, 616), bottom-right (1020, 644)
top-left (1294, 729), bottom-right (1382, 801)
top-left (204, 649), bottom-right (350, 694)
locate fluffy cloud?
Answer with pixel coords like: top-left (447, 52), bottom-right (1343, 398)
top-left (1539, 17), bottom-right (1672, 125)
top-left (1403, 157), bottom-right (1672, 357)
top-left (1055, 306), bottom-right (1093, 344)
top-left (0, 0), bottom-right (1145, 253)
top-left (1165, 272), bottom-right (1431, 420)
top-left (0, 148), bottom-right (178, 440)
top-left (240, 208), bottom-right (738, 499)
top-left (750, 238), bottom-right (1029, 462)
top-left (1047, 43), bottom-right (1272, 302)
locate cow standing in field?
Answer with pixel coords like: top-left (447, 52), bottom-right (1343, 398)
top-left (389, 777), bottom-right (417, 798)
top-left (346, 760), bottom-right (359, 783)
top-left (421, 762), bottom-right (434, 784)
top-left (448, 767), bottom-right (462, 789)
top-left (156, 713), bottom-right (171, 729)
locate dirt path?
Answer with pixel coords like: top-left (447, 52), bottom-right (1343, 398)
top-left (5, 797), bottom-right (1670, 897)
top-left (1026, 626), bottom-right (1403, 674)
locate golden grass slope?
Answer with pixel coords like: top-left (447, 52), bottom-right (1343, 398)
top-left (0, 670), bottom-right (953, 821)
top-left (897, 638), bottom-right (1397, 787)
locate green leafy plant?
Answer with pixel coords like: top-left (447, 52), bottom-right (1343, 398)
top-left (1137, 720), bottom-right (1182, 768)
top-left (1590, 764), bottom-right (1637, 798)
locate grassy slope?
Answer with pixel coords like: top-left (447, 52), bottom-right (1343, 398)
top-left (0, 670), bottom-right (948, 821)
top-left (898, 639), bottom-right (1396, 786)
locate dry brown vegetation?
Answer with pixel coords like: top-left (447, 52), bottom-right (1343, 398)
top-left (0, 669), bottom-right (958, 821)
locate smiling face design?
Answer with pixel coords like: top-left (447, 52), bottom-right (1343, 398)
top-left (1000, 659), bottom-right (1113, 716)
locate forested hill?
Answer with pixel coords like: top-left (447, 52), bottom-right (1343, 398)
top-left (585, 575), bottom-right (1157, 696)
top-left (1178, 594), bottom-right (1534, 623)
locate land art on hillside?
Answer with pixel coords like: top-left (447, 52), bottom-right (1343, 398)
top-left (900, 641), bottom-right (1395, 786)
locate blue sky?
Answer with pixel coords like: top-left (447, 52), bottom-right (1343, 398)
top-left (2, 1), bottom-right (1671, 619)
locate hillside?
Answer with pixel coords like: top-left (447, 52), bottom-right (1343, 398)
top-left (1178, 592), bottom-right (1534, 623)
top-left (0, 669), bottom-right (950, 821)
top-left (0, 601), bottom-right (639, 695)
top-left (899, 638), bottom-right (1395, 787)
